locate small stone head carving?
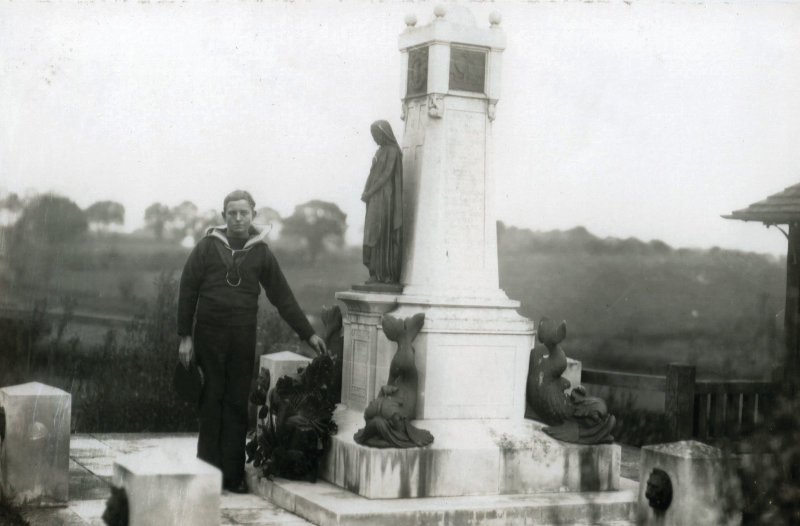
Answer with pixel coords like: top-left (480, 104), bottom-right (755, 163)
top-left (102, 485), bottom-right (129, 526)
top-left (645, 468), bottom-right (673, 512)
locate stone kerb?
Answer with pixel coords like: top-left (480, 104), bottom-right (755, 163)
top-left (0, 382), bottom-right (70, 506)
top-left (112, 449), bottom-right (222, 526)
top-left (637, 440), bottom-right (738, 526)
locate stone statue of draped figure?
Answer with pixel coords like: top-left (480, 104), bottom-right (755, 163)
top-left (361, 120), bottom-right (403, 284)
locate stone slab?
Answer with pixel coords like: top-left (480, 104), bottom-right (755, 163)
top-left (320, 407), bottom-right (619, 499)
top-left (0, 382), bottom-right (71, 506)
top-left (247, 467), bottom-right (637, 526)
top-left (637, 441), bottom-right (738, 525)
top-left (260, 351), bottom-right (312, 383)
top-left (112, 448), bottom-right (221, 526)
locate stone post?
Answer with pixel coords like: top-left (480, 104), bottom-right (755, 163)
top-left (112, 449), bottom-right (221, 526)
top-left (0, 382), bottom-right (70, 506)
top-left (638, 441), bottom-right (738, 525)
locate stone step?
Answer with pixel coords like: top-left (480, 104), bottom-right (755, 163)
top-left (246, 467), bottom-right (638, 526)
top-left (321, 408), bottom-right (621, 499)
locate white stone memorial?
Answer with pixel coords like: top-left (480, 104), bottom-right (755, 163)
top-left (112, 449), bottom-right (222, 526)
top-left (0, 382), bottom-right (70, 506)
top-left (324, 5), bottom-right (612, 501)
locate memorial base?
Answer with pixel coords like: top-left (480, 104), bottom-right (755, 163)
top-left (320, 407), bottom-right (620, 499)
top-left (246, 470), bottom-right (637, 526)
top-left (336, 290), bottom-right (543, 419)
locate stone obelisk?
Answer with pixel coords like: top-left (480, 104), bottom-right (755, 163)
top-left (337, 5), bottom-right (533, 421)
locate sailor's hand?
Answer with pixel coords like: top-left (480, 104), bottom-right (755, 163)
top-left (178, 336), bottom-right (194, 368)
top-left (307, 334), bottom-right (327, 356)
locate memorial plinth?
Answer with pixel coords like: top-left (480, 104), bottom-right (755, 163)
top-left (0, 382), bottom-right (70, 506)
top-left (322, 406), bottom-right (618, 499)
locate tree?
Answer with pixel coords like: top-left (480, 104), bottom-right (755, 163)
top-left (168, 201), bottom-right (199, 240)
top-left (85, 200), bottom-right (125, 232)
top-left (281, 200), bottom-right (347, 262)
top-left (144, 203), bottom-right (173, 240)
top-left (14, 194), bottom-right (87, 243)
top-left (256, 206), bottom-right (281, 226)
top-left (0, 192), bottom-right (24, 227)
top-left (8, 194), bottom-right (87, 286)
top-left (191, 209), bottom-right (221, 242)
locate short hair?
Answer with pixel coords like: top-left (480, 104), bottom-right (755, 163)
top-left (223, 190), bottom-right (256, 213)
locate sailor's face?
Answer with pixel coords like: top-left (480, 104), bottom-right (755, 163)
top-left (224, 199), bottom-right (254, 238)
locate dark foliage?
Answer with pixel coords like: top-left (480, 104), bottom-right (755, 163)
top-left (722, 392), bottom-right (800, 525)
top-left (246, 354), bottom-right (338, 482)
top-left (0, 496), bottom-right (29, 526)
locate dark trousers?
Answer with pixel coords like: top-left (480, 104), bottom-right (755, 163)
top-left (194, 323), bottom-right (256, 486)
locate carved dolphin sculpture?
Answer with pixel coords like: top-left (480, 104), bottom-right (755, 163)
top-left (526, 317), bottom-right (616, 444)
top-left (353, 312), bottom-right (434, 448)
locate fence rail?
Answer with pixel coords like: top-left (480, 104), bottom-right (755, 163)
top-left (582, 363), bottom-right (780, 442)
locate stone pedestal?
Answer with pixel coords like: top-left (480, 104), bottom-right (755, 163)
top-left (259, 351), bottom-right (312, 383)
top-left (322, 407), bottom-right (619, 499)
top-left (0, 382), bottom-right (70, 506)
top-left (112, 449), bottom-right (221, 526)
top-left (637, 441), bottom-right (737, 526)
top-left (337, 291), bottom-right (534, 419)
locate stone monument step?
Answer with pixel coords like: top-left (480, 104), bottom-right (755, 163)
top-left (246, 468), bottom-right (637, 526)
top-left (320, 407), bottom-right (620, 499)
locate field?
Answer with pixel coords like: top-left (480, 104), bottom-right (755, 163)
top-left (2, 229), bottom-right (786, 378)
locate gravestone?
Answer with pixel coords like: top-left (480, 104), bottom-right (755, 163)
top-left (0, 382), bottom-right (70, 506)
top-left (112, 449), bottom-right (221, 526)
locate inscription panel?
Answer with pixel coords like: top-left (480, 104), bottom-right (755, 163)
top-left (349, 337), bottom-right (369, 403)
top-left (449, 47), bottom-right (486, 93)
top-left (445, 110), bottom-right (486, 273)
top-left (406, 46), bottom-right (429, 97)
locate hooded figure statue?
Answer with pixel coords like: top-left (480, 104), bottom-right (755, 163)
top-left (361, 120), bottom-right (403, 284)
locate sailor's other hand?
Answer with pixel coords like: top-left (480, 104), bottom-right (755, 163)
top-left (179, 336), bottom-right (194, 368)
top-left (307, 334), bottom-right (327, 356)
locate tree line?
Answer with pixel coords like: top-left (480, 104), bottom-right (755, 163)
top-left (0, 192), bottom-right (348, 283)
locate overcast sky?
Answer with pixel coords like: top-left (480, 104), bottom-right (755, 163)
top-left (2, 0), bottom-right (799, 255)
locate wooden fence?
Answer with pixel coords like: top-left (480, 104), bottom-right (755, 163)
top-left (582, 363), bottom-right (780, 442)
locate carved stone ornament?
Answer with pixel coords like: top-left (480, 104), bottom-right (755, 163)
top-left (427, 94), bottom-right (444, 118)
top-left (354, 313), bottom-right (434, 448)
top-left (645, 468), bottom-right (673, 511)
top-left (102, 486), bottom-right (129, 526)
top-left (525, 317), bottom-right (616, 445)
top-left (487, 100), bottom-right (498, 122)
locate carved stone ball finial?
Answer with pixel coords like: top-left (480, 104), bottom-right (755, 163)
top-left (405, 13), bottom-right (417, 28)
top-left (433, 4), bottom-right (447, 19)
top-left (489, 11), bottom-right (502, 27)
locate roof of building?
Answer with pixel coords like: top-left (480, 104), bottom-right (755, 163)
top-left (723, 183), bottom-right (800, 225)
